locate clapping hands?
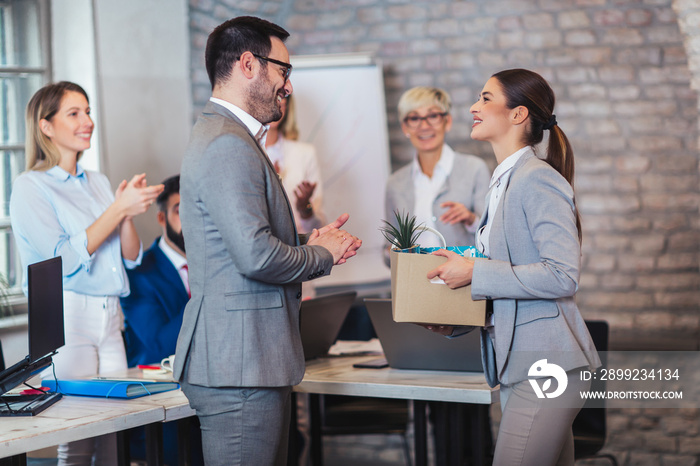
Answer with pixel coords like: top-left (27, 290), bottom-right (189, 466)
top-left (294, 181), bottom-right (317, 219)
top-left (307, 213), bottom-right (362, 265)
top-left (115, 174), bottom-right (164, 219)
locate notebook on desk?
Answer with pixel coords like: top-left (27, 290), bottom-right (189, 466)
top-left (300, 291), bottom-right (357, 360)
top-left (41, 379), bottom-right (179, 399)
top-left (364, 298), bottom-right (484, 372)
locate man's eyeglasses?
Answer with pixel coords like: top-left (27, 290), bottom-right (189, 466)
top-left (403, 112), bottom-right (448, 129)
top-left (252, 53), bottom-right (292, 83)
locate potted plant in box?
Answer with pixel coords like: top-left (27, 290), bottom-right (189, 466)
top-left (379, 210), bottom-right (426, 253)
top-left (379, 209), bottom-right (447, 254)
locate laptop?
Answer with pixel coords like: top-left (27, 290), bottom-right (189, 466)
top-left (364, 298), bottom-right (483, 372)
top-left (300, 291), bottom-right (357, 360)
top-left (0, 257), bottom-right (65, 415)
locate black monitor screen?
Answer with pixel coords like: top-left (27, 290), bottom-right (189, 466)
top-left (28, 257), bottom-right (64, 362)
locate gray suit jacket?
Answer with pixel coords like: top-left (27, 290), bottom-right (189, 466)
top-left (173, 101), bottom-right (334, 387)
top-left (385, 147), bottom-right (490, 246)
top-left (471, 148), bottom-right (601, 386)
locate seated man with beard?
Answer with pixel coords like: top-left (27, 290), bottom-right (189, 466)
top-left (121, 174), bottom-right (203, 466)
top-left (121, 174), bottom-right (189, 367)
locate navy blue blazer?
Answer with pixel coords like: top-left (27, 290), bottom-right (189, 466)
top-left (120, 238), bottom-right (189, 367)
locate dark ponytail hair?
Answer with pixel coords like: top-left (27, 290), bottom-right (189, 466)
top-left (492, 68), bottom-right (581, 242)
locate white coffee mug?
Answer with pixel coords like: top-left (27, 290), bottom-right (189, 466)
top-left (161, 354), bottom-right (175, 372)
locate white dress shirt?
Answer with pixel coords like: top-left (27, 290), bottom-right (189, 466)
top-left (158, 236), bottom-right (188, 295)
top-left (412, 145), bottom-right (454, 248)
top-left (411, 145), bottom-right (481, 247)
top-left (209, 97), bottom-right (269, 145)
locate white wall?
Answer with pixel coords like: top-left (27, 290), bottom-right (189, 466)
top-left (92, 0), bottom-right (192, 245)
top-left (53, 0), bottom-right (192, 246)
top-left (51, 0), bottom-right (101, 171)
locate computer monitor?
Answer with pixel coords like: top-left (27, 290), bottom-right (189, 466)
top-left (0, 256), bottom-right (64, 396)
top-left (28, 256), bottom-right (65, 362)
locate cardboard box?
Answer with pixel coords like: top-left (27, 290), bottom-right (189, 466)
top-left (390, 249), bottom-right (486, 326)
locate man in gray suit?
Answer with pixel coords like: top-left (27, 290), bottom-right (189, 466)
top-left (173, 16), bottom-right (361, 466)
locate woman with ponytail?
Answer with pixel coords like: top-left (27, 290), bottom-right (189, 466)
top-left (425, 69), bottom-right (600, 465)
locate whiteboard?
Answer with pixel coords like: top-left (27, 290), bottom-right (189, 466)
top-left (290, 53), bottom-right (391, 287)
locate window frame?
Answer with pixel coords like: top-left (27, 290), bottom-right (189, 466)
top-left (0, 0), bottom-right (52, 302)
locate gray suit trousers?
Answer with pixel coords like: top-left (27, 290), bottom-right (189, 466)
top-left (181, 374), bottom-right (292, 466)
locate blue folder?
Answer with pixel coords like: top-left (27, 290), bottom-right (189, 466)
top-left (42, 379), bottom-right (179, 399)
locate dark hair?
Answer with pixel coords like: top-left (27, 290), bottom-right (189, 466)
top-left (205, 16), bottom-right (290, 90)
top-left (25, 81), bottom-right (90, 171)
top-left (156, 175), bottom-right (180, 212)
top-left (492, 68), bottom-right (581, 241)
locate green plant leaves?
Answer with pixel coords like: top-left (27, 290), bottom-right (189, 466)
top-left (379, 209), bottom-right (425, 250)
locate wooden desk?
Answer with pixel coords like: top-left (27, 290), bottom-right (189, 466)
top-left (0, 359), bottom-right (496, 466)
top-left (295, 355), bottom-right (498, 466)
top-left (98, 371), bottom-right (195, 466)
top-left (297, 355), bottom-right (495, 402)
top-left (134, 388), bottom-right (194, 423)
top-left (0, 395), bottom-right (164, 465)
top-left (0, 366), bottom-right (192, 466)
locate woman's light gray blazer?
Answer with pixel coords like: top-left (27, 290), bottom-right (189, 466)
top-left (471, 149), bottom-right (601, 387)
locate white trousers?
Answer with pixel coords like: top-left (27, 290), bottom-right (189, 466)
top-left (48, 291), bottom-right (128, 466)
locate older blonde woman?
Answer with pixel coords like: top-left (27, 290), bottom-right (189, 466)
top-left (385, 86), bottom-right (490, 248)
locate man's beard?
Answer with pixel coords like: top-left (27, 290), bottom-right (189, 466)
top-left (246, 67), bottom-right (283, 124)
top-left (166, 219), bottom-right (186, 254)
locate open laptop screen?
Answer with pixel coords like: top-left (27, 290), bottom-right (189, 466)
top-left (28, 257), bottom-right (64, 362)
top-left (300, 291), bottom-right (356, 360)
top-left (364, 298), bottom-right (484, 372)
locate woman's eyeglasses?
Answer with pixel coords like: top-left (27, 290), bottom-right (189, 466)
top-left (403, 112), bottom-right (448, 129)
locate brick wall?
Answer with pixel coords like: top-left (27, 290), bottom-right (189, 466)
top-left (187, 1), bottom-right (700, 464)
top-left (188, 0), bottom-right (699, 351)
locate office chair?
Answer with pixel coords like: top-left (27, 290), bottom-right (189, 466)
top-left (573, 320), bottom-right (618, 466)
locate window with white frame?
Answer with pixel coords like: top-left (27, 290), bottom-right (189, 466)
top-left (0, 0), bottom-right (50, 295)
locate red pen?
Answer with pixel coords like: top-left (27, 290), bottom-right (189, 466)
top-left (21, 387), bottom-right (50, 395)
top-left (137, 364), bottom-right (161, 370)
